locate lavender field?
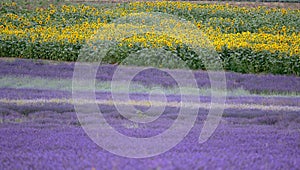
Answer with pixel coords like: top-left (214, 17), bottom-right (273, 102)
top-left (0, 58), bottom-right (300, 169)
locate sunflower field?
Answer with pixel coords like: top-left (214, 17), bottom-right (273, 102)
top-left (1, 1), bottom-right (300, 74)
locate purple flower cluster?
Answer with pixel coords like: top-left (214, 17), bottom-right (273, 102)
top-left (0, 104), bottom-right (299, 169)
top-left (1, 88), bottom-right (300, 107)
top-left (1, 59), bottom-right (300, 93)
top-left (1, 58), bottom-right (300, 169)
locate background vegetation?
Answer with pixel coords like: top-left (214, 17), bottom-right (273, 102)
top-left (0, 1), bottom-right (300, 75)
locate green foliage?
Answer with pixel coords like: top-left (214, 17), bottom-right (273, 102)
top-left (0, 38), bottom-right (81, 61)
top-left (219, 46), bottom-right (300, 75)
top-left (1, 1), bottom-right (300, 75)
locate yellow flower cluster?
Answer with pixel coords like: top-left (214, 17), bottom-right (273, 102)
top-left (205, 27), bottom-right (300, 56)
top-left (120, 32), bottom-right (181, 48)
top-left (89, 13), bottom-right (212, 51)
top-left (126, 1), bottom-right (300, 56)
top-left (0, 2), bottom-right (299, 57)
top-left (1, 22), bottom-right (105, 44)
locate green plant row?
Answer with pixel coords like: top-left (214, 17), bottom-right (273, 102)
top-left (1, 2), bottom-right (300, 75)
top-left (1, 39), bottom-right (299, 75)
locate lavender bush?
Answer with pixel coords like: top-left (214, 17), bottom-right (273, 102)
top-left (1, 59), bottom-right (299, 93)
top-left (0, 58), bottom-right (299, 169)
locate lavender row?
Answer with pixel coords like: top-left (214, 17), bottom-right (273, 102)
top-left (1, 59), bottom-right (300, 93)
top-left (0, 88), bottom-right (300, 107)
top-left (0, 106), bottom-right (299, 169)
top-left (1, 102), bottom-right (300, 123)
